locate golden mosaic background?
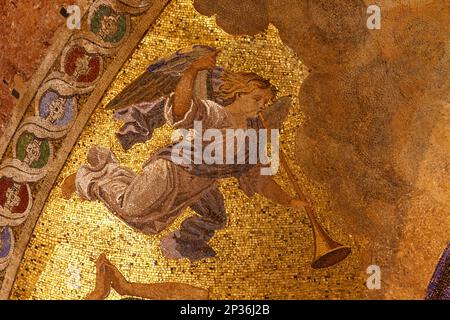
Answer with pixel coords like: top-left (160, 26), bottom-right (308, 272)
top-left (11, 0), bottom-right (366, 299)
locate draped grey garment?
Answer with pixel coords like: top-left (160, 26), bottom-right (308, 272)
top-left (75, 95), bottom-right (265, 260)
top-left (426, 243), bottom-right (450, 300)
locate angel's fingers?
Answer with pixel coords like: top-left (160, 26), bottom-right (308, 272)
top-left (207, 57), bottom-right (217, 65)
top-left (203, 58), bottom-right (216, 69)
top-left (206, 51), bottom-right (220, 61)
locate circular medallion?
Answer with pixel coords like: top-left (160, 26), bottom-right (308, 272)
top-left (90, 4), bottom-right (128, 43)
top-left (38, 90), bottom-right (76, 126)
top-left (0, 177), bottom-right (32, 226)
top-left (0, 227), bottom-right (14, 271)
top-left (63, 45), bottom-right (102, 83)
top-left (15, 132), bottom-right (51, 169)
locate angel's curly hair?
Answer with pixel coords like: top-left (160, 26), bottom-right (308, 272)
top-left (216, 71), bottom-right (277, 106)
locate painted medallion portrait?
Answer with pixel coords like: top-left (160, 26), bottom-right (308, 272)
top-left (0, 178), bottom-right (31, 226)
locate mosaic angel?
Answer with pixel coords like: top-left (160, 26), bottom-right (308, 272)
top-left (63, 46), bottom-right (308, 261)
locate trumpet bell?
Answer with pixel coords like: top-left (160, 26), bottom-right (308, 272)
top-left (307, 209), bottom-right (352, 269)
top-left (311, 245), bottom-right (352, 269)
top-left (256, 111), bottom-right (352, 269)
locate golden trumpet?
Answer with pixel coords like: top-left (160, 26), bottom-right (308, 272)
top-left (258, 112), bottom-right (351, 269)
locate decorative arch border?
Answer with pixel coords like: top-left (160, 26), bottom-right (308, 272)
top-left (0, 0), bottom-right (171, 299)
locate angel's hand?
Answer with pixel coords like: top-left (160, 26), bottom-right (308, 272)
top-left (290, 198), bottom-right (310, 209)
top-left (189, 51), bottom-right (219, 73)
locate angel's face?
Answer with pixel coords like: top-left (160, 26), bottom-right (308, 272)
top-left (235, 88), bottom-right (273, 117)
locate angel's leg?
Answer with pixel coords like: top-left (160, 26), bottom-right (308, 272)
top-left (61, 146), bottom-right (135, 203)
top-left (161, 186), bottom-right (227, 261)
top-left (62, 146), bottom-right (178, 234)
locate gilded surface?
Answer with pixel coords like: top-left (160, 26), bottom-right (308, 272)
top-left (11, 0), bottom-right (365, 299)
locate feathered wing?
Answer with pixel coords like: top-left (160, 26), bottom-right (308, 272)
top-left (106, 45), bottom-right (217, 111)
top-left (107, 45), bottom-right (217, 150)
top-left (106, 71), bottom-right (179, 111)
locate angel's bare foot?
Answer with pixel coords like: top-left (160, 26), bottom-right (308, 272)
top-left (160, 232), bottom-right (184, 259)
top-left (85, 253), bottom-right (112, 300)
top-left (61, 173), bottom-right (77, 200)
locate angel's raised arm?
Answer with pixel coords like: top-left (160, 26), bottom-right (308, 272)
top-left (172, 51), bottom-right (219, 122)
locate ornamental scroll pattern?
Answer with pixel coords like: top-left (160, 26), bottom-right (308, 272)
top-left (0, 0), bottom-right (156, 272)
